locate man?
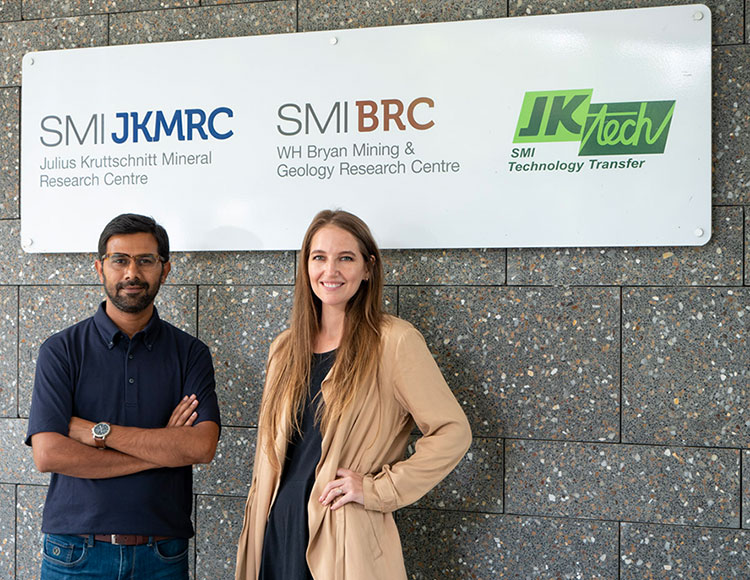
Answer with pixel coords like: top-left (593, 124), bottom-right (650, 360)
top-left (26, 213), bottom-right (221, 579)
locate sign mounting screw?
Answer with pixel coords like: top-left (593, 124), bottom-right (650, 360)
top-left (694, 228), bottom-right (704, 237)
top-left (329, 37), bottom-right (338, 45)
top-left (693, 11), bottom-right (704, 21)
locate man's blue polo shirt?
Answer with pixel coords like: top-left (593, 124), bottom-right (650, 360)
top-left (26, 302), bottom-right (221, 538)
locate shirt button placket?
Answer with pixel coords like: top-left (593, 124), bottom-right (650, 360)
top-left (125, 345), bottom-right (137, 407)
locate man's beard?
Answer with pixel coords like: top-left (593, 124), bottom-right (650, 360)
top-left (103, 275), bottom-right (160, 314)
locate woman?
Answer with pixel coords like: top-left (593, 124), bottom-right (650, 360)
top-left (235, 210), bottom-right (471, 579)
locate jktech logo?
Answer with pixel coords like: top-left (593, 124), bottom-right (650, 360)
top-left (513, 89), bottom-right (676, 155)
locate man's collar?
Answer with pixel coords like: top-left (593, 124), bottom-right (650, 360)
top-left (93, 301), bottom-right (162, 350)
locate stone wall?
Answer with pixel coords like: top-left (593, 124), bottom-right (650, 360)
top-left (0, 1), bottom-right (748, 578)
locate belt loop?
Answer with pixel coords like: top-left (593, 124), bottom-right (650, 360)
top-left (87, 534), bottom-right (94, 547)
top-left (147, 536), bottom-right (154, 547)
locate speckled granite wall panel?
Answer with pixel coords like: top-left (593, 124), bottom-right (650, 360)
top-left (195, 494), bottom-right (245, 579)
top-left (382, 248), bottom-right (506, 285)
top-left (621, 523), bottom-right (750, 579)
top-left (198, 285), bottom-right (292, 427)
top-left (507, 207), bottom-right (743, 285)
top-left (510, 1), bottom-right (742, 45)
top-left (505, 440), bottom-right (740, 526)
top-left (23, 0), bottom-right (199, 19)
top-left (399, 509), bottom-right (618, 579)
top-left (168, 251), bottom-right (295, 286)
top-left (745, 209), bottom-right (749, 286)
top-left (0, 484), bottom-right (14, 579)
top-left (382, 285), bottom-right (397, 314)
top-left (109, 1), bottom-right (295, 45)
top-left (194, 426), bottom-right (254, 496)
top-left (623, 287), bottom-right (750, 447)
top-left (298, 0), bottom-right (506, 31)
top-left (0, 420), bottom-right (46, 484)
top-left (0, 89), bottom-right (19, 218)
top-left (400, 286), bottom-right (619, 440)
top-left (744, 451), bottom-right (750, 529)
top-left (0, 287), bottom-right (17, 417)
top-left (15, 485), bottom-right (45, 580)
top-left (189, 501), bottom-right (196, 579)
top-left (154, 285), bottom-right (199, 333)
top-left (0, 221), bottom-right (96, 284)
top-left (411, 436), bottom-right (503, 513)
top-left (0, 1), bottom-right (20, 22)
top-left (18, 284), bottom-right (196, 416)
top-left (714, 46), bottom-right (750, 204)
top-left (0, 16), bottom-right (107, 86)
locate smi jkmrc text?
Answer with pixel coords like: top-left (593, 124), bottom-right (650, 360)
top-left (39, 107), bottom-right (234, 147)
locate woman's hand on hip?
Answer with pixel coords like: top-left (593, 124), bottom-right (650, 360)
top-left (319, 468), bottom-right (364, 510)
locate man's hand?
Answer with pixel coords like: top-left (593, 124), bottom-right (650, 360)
top-left (167, 394), bottom-right (199, 427)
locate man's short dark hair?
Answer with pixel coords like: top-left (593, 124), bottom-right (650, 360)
top-left (98, 214), bottom-right (170, 261)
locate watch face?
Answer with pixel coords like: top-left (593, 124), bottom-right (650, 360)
top-left (93, 423), bottom-right (110, 437)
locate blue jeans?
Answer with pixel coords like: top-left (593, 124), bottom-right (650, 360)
top-left (40, 534), bottom-right (189, 580)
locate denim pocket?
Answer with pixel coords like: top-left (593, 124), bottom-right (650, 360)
top-left (42, 534), bottom-right (88, 567)
top-left (152, 538), bottom-right (189, 563)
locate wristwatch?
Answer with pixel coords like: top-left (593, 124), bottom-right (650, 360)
top-left (91, 422), bottom-right (111, 448)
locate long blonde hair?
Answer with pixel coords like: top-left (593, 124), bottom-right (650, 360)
top-left (259, 210), bottom-right (384, 469)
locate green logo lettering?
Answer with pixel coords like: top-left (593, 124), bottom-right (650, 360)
top-left (514, 90), bottom-right (593, 143)
top-left (513, 89), bottom-right (676, 155)
top-left (579, 100), bottom-right (675, 155)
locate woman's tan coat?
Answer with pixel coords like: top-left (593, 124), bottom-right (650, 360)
top-left (235, 316), bottom-right (472, 580)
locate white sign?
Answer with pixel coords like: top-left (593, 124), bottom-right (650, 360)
top-left (21, 5), bottom-right (711, 252)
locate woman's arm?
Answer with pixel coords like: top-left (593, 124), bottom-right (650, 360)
top-left (364, 324), bottom-right (472, 512)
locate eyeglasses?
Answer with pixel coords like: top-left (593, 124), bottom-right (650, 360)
top-left (101, 253), bottom-right (165, 271)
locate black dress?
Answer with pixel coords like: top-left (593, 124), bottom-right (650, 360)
top-left (258, 350), bottom-right (335, 580)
